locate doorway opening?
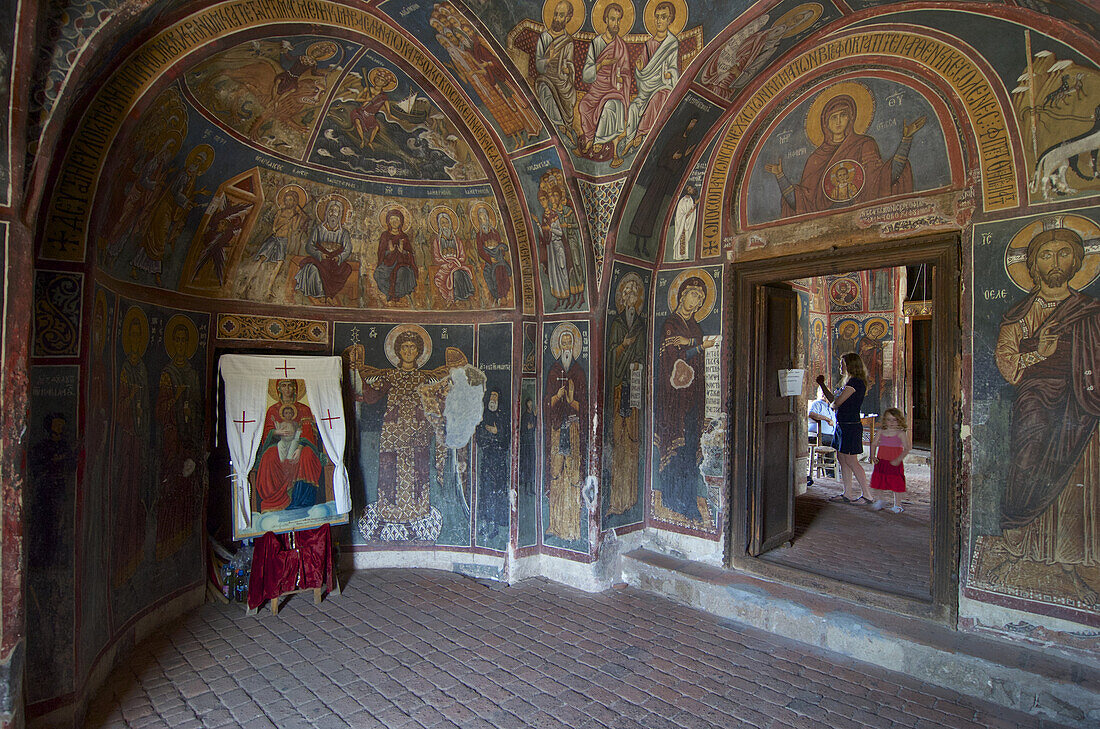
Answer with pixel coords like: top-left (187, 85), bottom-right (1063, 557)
top-left (727, 235), bottom-right (959, 622)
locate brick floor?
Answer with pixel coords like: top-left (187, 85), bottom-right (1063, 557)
top-left (85, 569), bottom-right (1064, 728)
top-left (762, 461), bottom-right (932, 600)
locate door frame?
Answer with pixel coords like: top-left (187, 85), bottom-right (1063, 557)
top-left (726, 233), bottom-right (960, 624)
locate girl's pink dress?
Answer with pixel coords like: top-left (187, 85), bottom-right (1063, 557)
top-left (870, 433), bottom-right (906, 493)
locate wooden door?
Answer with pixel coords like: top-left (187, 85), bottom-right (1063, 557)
top-left (749, 285), bottom-right (797, 555)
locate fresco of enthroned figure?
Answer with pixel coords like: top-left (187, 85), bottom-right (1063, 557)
top-left (506, 0), bottom-right (700, 169)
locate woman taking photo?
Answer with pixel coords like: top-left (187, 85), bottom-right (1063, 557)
top-left (817, 352), bottom-right (870, 504)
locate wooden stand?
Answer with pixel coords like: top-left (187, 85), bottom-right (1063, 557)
top-left (267, 575), bottom-right (341, 615)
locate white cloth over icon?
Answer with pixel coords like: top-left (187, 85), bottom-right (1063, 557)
top-left (218, 354), bottom-right (351, 533)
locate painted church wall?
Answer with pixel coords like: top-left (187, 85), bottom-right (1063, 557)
top-left (621, 6), bottom-right (1100, 644)
top-left (25, 280), bottom-right (211, 715)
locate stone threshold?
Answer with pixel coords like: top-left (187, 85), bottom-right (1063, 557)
top-left (621, 548), bottom-right (1100, 728)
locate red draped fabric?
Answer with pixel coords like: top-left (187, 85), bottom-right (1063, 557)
top-left (247, 524), bottom-right (334, 609)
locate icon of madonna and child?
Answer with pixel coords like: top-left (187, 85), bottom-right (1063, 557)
top-left (244, 377), bottom-right (345, 537)
top-left (345, 324), bottom-right (488, 544)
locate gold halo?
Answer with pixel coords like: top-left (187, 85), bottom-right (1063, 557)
top-left (805, 81), bottom-right (875, 148)
top-left (667, 268), bottom-right (716, 322)
top-left (1004, 215), bottom-right (1100, 292)
top-left (812, 318), bottom-right (824, 339)
top-left (836, 319), bottom-right (859, 339)
top-left (378, 202), bottom-right (412, 230)
top-left (307, 41), bottom-right (339, 62)
top-left (368, 67), bottom-right (399, 93)
top-left (267, 378), bottom-right (306, 403)
top-left (615, 272), bottom-right (645, 311)
top-left (121, 306), bottom-right (149, 358)
top-left (316, 193), bottom-right (352, 225)
top-left (549, 322), bottom-right (583, 359)
top-left (428, 204), bottom-right (461, 236)
top-left (384, 324), bottom-right (432, 368)
top-left (163, 314), bottom-right (199, 359)
top-left (643, 0), bottom-right (687, 36)
top-left (774, 2), bottom-right (822, 39)
top-left (543, 0), bottom-right (585, 36)
top-left (592, 0), bottom-right (635, 36)
top-left (277, 183), bottom-right (308, 209)
top-left (863, 316), bottom-right (889, 340)
top-left (185, 143), bottom-right (215, 174)
top-left (469, 201), bottom-right (498, 227)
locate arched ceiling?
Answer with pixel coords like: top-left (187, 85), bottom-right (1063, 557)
top-left (29, 0), bottom-right (1100, 316)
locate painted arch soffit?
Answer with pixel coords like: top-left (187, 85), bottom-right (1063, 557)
top-left (40, 1), bottom-right (538, 314)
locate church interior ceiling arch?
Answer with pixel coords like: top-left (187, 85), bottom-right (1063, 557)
top-left (11, 0), bottom-right (1100, 719)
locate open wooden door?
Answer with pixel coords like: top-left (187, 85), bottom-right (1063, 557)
top-left (748, 285), bottom-right (797, 556)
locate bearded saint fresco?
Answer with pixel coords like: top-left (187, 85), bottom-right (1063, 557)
top-left (975, 215), bottom-right (1100, 609)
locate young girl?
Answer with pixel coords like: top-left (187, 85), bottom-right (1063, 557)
top-left (869, 408), bottom-right (911, 513)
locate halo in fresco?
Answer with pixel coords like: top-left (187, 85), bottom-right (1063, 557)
top-left (469, 201), bottom-right (498, 225)
top-left (549, 322), bottom-right (583, 359)
top-left (378, 202), bottom-right (414, 229)
top-left (121, 307), bottom-right (150, 358)
top-left (643, 0), bottom-right (688, 35)
top-left (278, 184), bottom-right (308, 210)
top-left (592, 0), bottom-right (636, 35)
top-left (315, 193), bottom-right (353, 225)
top-left (185, 144), bottom-right (216, 175)
top-left (367, 66), bottom-right (399, 92)
top-left (615, 272), bottom-right (645, 310)
top-left (306, 41), bottom-right (339, 62)
top-left (164, 314), bottom-right (200, 359)
top-left (774, 3), bottom-right (822, 39)
top-left (805, 81), bottom-right (875, 147)
top-left (543, 0), bottom-right (586, 35)
top-left (1004, 214), bottom-right (1100, 292)
top-left (863, 316), bottom-right (889, 339)
top-left (384, 323), bottom-right (433, 368)
top-left (667, 268), bottom-right (716, 321)
top-left (428, 204), bottom-right (462, 234)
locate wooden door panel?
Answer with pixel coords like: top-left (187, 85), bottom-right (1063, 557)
top-left (750, 286), bottom-right (796, 555)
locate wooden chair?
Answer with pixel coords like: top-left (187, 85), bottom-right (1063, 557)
top-left (810, 432), bottom-right (838, 479)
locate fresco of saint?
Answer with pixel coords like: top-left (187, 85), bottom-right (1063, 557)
top-left (577, 1), bottom-right (632, 159)
top-left (294, 194), bottom-right (355, 304)
top-left (154, 315), bottom-right (204, 559)
top-left (544, 324), bottom-right (587, 541)
top-left (982, 217), bottom-right (1100, 606)
top-left (534, 0), bottom-right (584, 146)
top-left (373, 206), bottom-right (419, 305)
top-left (111, 307), bottom-right (150, 586)
top-left (348, 325), bottom-right (477, 542)
top-left (618, 1), bottom-right (683, 160)
top-left (655, 270), bottom-right (718, 523)
top-left (606, 273), bottom-right (646, 518)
